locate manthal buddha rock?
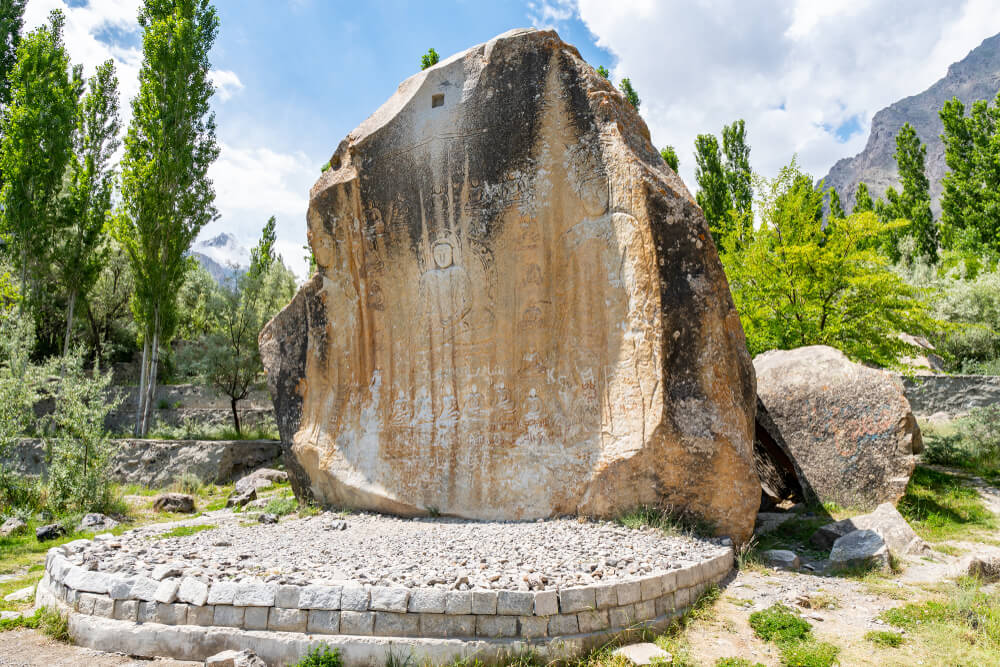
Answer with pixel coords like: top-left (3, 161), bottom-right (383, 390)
top-left (260, 28), bottom-right (760, 542)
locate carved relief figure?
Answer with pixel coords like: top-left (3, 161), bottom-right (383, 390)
top-left (419, 239), bottom-right (472, 339)
top-left (390, 390), bottom-right (412, 427)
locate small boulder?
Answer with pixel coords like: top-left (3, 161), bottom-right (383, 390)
top-left (205, 649), bottom-right (268, 667)
top-left (226, 487), bottom-right (256, 509)
top-left (811, 503), bottom-right (926, 556)
top-left (0, 518), bottom-right (27, 537)
top-left (35, 523), bottom-right (65, 542)
top-left (257, 513), bottom-right (279, 524)
top-left (4, 585), bottom-right (34, 602)
top-left (78, 513), bottom-right (119, 533)
top-left (152, 493), bottom-right (195, 513)
top-left (761, 549), bottom-right (801, 570)
top-left (962, 554), bottom-right (1000, 582)
top-left (234, 468), bottom-right (287, 495)
top-left (0, 611), bottom-right (23, 621)
top-left (830, 529), bottom-right (890, 572)
top-left (611, 643), bottom-right (672, 665)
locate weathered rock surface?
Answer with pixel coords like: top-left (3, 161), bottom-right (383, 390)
top-left (961, 554), bottom-right (1000, 582)
top-left (151, 493), bottom-right (194, 513)
top-left (753, 397), bottom-right (805, 506)
top-left (755, 346), bottom-right (922, 509)
top-left (205, 649), bottom-right (268, 667)
top-left (0, 517), bottom-right (26, 537)
top-left (829, 529), bottom-right (890, 572)
top-left (227, 487), bottom-right (257, 508)
top-left (761, 549), bottom-right (800, 570)
top-left (35, 523), bottom-right (64, 542)
top-left (811, 503), bottom-right (927, 555)
top-left (260, 29), bottom-right (758, 541)
top-left (77, 513), bottom-right (118, 533)
top-left (234, 467), bottom-right (288, 494)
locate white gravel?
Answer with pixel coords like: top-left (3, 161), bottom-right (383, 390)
top-left (82, 512), bottom-right (727, 591)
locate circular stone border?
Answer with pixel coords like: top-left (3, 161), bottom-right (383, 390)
top-left (38, 540), bottom-right (733, 665)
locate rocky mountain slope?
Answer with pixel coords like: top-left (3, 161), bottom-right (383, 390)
top-left (822, 33), bottom-right (1000, 213)
top-left (190, 232), bottom-right (249, 285)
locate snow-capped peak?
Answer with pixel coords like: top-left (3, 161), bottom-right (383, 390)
top-left (193, 232), bottom-right (250, 268)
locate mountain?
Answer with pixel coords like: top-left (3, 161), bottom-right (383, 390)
top-left (821, 33), bottom-right (1000, 214)
top-left (191, 232), bottom-right (249, 285)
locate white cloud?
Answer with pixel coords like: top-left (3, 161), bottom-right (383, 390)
top-left (209, 69), bottom-right (244, 102)
top-left (528, 0), bottom-right (576, 29)
top-left (206, 143), bottom-right (319, 280)
top-left (568, 0), bottom-right (1000, 189)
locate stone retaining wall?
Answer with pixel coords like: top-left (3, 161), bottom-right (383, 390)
top-left (901, 374), bottom-right (1000, 416)
top-left (39, 540), bottom-right (733, 665)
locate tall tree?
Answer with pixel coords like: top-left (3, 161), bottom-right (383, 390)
top-left (0, 0), bottom-right (26, 110)
top-left (55, 60), bottom-right (120, 356)
top-left (853, 182), bottom-right (874, 214)
top-left (939, 93), bottom-right (1000, 255)
top-left (877, 123), bottom-right (937, 262)
top-left (828, 188), bottom-right (845, 219)
top-left (694, 133), bottom-right (728, 239)
top-left (0, 10), bottom-right (79, 310)
top-left (420, 48), bottom-right (439, 70)
top-left (722, 119), bottom-right (752, 244)
top-left (660, 145), bottom-right (679, 172)
top-left (619, 78), bottom-right (640, 109)
top-left (117, 0), bottom-right (220, 436)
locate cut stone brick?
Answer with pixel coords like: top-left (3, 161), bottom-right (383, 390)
top-left (497, 590), bottom-right (533, 616)
top-left (307, 610), bottom-right (340, 634)
top-left (533, 590), bottom-right (558, 616)
top-left (298, 584), bottom-right (342, 610)
top-left (374, 611), bottom-right (420, 637)
top-left (340, 610), bottom-right (375, 635)
top-left (369, 586), bottom-right (409, 613)
top-left (268, 607), bottom-right (307, 632)
top-left (559, 586), bottom-right (596, 613)
top-left (471, 590), bottom-right (497, 615)
top-left (476, 615), bottom-right (517, 638)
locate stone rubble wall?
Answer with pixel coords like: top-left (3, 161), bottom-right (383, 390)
top-left (39, 540), bottom-right (733, 664)
top-left (901, 374), bottom-right (1000, 417)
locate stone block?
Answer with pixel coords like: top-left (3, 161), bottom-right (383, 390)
top-left (114, 599), bottom-right (139, 622)
top-left (92, 595), bottom-right (114, 618)
top-left (518, 616), bottom-right (548, 639)
top-left (471, 590), bottom-right (497, 615)
top-left (634, 599), bottom-right (655, 621)
top-left (275, 584), bottom-right (300, 608)
top-left (243, 606), bottom-right (268, 630)
top-left (559, 586), bottom-right (596, 613)
top-left (676, 564), bottom-right (696, 589)
top-left (307, 610), bottom-right (340, 634)
top-left (177, 577), bottom-right (209, 606)
top-left (155, 602), bottom-right (188, 625)
top-left (655, 592), bottom-right (675, 617)
top-left (298, 584), bottom-right (342, 610)
top-left (640, 575), bottom-right (663, 601)
top-left (609, 605), bottom-right (634, 629)
top-left (369, 586), bottom-right (409, 613)
top-left (577, 609), bottom-right (609, 633)
top-left (78, 593), bottom-right (98, 615)
top-left (187, 604), bottom-right (215, 626)
top-left (340, 585), bottom-right (368, 611)
top-left (674, 587), bottom-right (691, 609)
top-left (497, 590), bottom-right (533, 616)
top-left (109, 576), bottom-right (134, 600)
top-left (421, 613), bottom-right (476, 638)
top-left (374, 611), bottom-right (420, 637)
top-left (616, 581), bottom-right (641, 606)
top-left (268, 607), bottom-right (307, 632)
top-left (659, 569), bottom-right (677, 593)
top-left (408, 588), bottom-right (448, 613)
top-left (445, 590), bottom-right (473, 615)
top-left (594, 584), bottom-right (616, 609)
top-left (207, 581), bottom-right (238, 605)
top-left (154, 579), bottom-right (180, 604)
top-left (234, 581), bottom-right (276, 607)
top-left (137, 601), bottom-right (156, 623)
top-left (151, 563), bottom-right (184, 581)
top-left (548, 613), bottom-right (580, 636)
top-left (533, 590), bottom-right (558, 616)
top-left (65, 569), bottom-right (111, 595)
top-left (213, 605), bottom-right (244, 628)
top-left (340, 610), bottom-right (375, 635)
top-left (476, 615), bottom-right (517, 638)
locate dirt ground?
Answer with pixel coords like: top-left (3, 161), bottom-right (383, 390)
top-left (0, 629), bottom-right (198, 666)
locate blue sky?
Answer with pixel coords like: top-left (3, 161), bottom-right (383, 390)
top-left (23, 0), bottom-right (1000, 277)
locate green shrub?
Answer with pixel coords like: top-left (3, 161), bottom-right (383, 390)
top-left (716, 659), bottom-right (766, 667)
top-left (265, 495), bottom-right (298, 517)
top-left (748, 604), bottom-right (812, 643)
top-left (865, 630), bottom-right (904, 647)
top-left (173, 472), bottom-right (205, 496)
top-left (0, 606), bottom-right (68, 641)
top-left (295, 645), bottom-right (342, 667)
top-left (779, 639), bottom-right (840, 667)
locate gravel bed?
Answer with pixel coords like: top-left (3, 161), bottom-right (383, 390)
top-left (81, 512), bottom-right (728, 591)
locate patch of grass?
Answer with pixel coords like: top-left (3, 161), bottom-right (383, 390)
top-left (155, 524), bottom-right (215, 539)
top-left (715, 659), bottom-right (766, 667)
top-left (0, 606), bottom-right (68, 641)
top-left (0, 572), bottom-right (41, 611)
top-left (796, 592), bottom-right (838, 610)
top-left (0, 526), bottom-right (99, 574)
top-left (617, 505), bottom-right (715, 538)
top-left (294, 645), bottom-right (342, 667)
top-left (865, 630), bottom-right (904, 647)
top-left (897, 465), bottom-right (996, 541)
top-left (264, 495), bottom-right (298, 517)
top-left (778, 639), bottom-right (840, 667)
top-left (749, 603), bottom-right (812, 644)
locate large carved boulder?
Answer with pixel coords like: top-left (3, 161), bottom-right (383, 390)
top-left (754, 346), bottom-right (923, 510)
top-left (260, 29), bottom-right (759, 541)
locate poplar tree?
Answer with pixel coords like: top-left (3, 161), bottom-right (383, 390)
top-left (695, 119), bottom-right (753, 247)
top-left (0, 10), bottom-right (79, 308)
top-left (55, 60), bottom-right (120, 356)
top-left (828, 188), bottom-right (845, 219)
top-left (853, 182), bottom-right (874, 214)
top-left (722, 119), bottom-right (752, 244)
top-left (878, 123), bottom-right (937, 262)
top-left (117, 0), bottom-right (220, 436)
top-left (0, 0), bottom-right (26, 110)
top-left (694, 134), bottom-right (728, 237)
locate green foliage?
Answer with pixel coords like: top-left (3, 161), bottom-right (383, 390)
top-left (117, 0), bottom-right (221, 436)
top-left (721, 158), bottom-right (935, 367)
top-left (695, 120), bottom-right (753, 247)
top-left (660, 145), bottom-right (679, 172)
top-left (419, 48), bottom-right (439, 70)
top-left (852, 182), bottom-right (874, 214)
top-left (265, 494), bottom-right (298, 517)
top-left (778, 640), bottom-right (840, 667)
top-left (695, 134), bottom-right (728, 236)
top-left (295, 645), bottom-right (343, 667)
top-left (156, 524), bottom-right (214, 539)
top-left (722, 120), bottom-right (753, 232)
top-left (715, 659), bottom-right (765, 667)
top-left (939, 92), bottom-right (1000, 255)
top-left (827, 188), bottom-right (845, 220)
top-left (0, 10), bottom-right (80, 306)
top-left (923, 406), bottom-right (1000, 472)
top-left (595, 65), bottom-right (609, 79)
top-left (80, 239), bottom-right (137, 366)
top-left (0, 0), bottom-right (26, 110)
top-left (876, 123), bottom-right (937, 262)
top-left (748, 603), bottom-right (812, 644)
top-left (865, 630), bottom-right (904, 647)
top-left (617, 505), bottom-right (715, 538)
top-left (619, 77), bottom-right (640, 109)
top-left (897, 465), bottom-right (996, 541)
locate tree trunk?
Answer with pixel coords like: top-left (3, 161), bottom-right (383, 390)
top-left (134, 335), bottom-right (150, 437)
top-left (231, 396), bottom-right (241, 436)
top-left (141, 321), bottom-right (160, 437)
top-left (62, 289), bottom-right (77, 358)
